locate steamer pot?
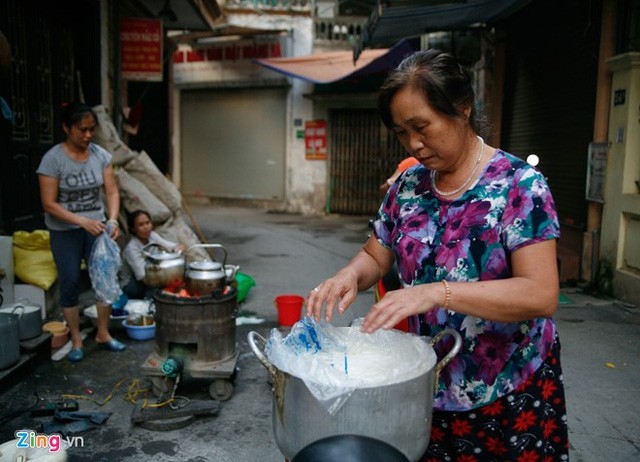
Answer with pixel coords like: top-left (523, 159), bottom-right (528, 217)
top-left (0, 300), bottom-right (42, 340)
top-left (184, 244), bottom-right (228, 296)
top-left (248, 328), bottom-right (461, 461)
top-left (0, 312), bottom-right (20, 370)
top-left (142, 243), bottom-right (185, 288)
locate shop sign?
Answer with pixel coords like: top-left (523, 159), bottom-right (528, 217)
top-left (120, 18), bottom-right (163, 82)
top-left (586, 142), bottom-right (608, 203)
top-left (305, 120), bottom-right (327, 160)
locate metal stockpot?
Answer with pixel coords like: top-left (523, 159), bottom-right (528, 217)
top-left (0, 300), bottom-right (42, 340)
top-left (248, 328), bottom-right (462, 462)
top-left (142, 243), bottom-right (185, 288)
top-left (184, 244), bottom-right (229, 296)
top-left (0, 312), bottom-right (20, 370)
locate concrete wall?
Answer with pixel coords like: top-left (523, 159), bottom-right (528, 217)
top-left (600, 52), bottom-right (640, 306)
top-left (170, 13), bottom-right (327, 215)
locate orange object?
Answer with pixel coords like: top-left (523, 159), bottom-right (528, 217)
top-left (50, 327), bottom-right (70, 349)
top-left (397, 156), bottom-right (419, 172)
top-left (274, 295), bottom-right (304, 327)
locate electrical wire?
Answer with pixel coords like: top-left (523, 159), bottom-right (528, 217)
top-left (60, 376), bottom-right (190, 410)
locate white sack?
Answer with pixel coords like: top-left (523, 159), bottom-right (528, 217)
top-left (155, 214), bottom-right (208, 261)
top-left (124, 150), bottom-right (182, 212)
top-left (115, 168), bottom-right (172, 225)
top-left (92, 105), bottom-right (136, 166)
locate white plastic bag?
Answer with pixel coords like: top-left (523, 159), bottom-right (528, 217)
top-left (88, 226), bottom-right (123, 304)
top-left (266, 317), bottom-right (353, 414)
top-left (265, 317), bottom-right (434, 415)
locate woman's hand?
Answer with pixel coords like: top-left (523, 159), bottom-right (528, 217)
top-left (81, 217), bottom-right (107, 237)
top-left (306, 237), bottom-right (395, 323)
top-left (305, 268), bottom-right (359, 322)
top-left (108, 224), bottom-right (120, 240)
top-left (360, 283), bottom-right (441, 333)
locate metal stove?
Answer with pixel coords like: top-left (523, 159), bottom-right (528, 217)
top-left (141, 288), bottom-right (238, 401)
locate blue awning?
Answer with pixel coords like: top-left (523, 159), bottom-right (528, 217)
top-left (355, 0), bottom-right (533, 60)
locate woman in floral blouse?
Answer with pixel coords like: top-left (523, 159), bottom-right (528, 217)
top-left (306, 49), bottom-right (568, 461)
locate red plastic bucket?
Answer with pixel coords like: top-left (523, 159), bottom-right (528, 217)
top-left (274, 294), bottom-right (304, 327)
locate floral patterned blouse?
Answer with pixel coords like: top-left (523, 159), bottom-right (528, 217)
top-left (372, 149), bottom-right (560, 412)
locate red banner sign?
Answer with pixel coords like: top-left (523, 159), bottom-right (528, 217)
top-left (305, 120), bottom-right (327, 160)
top-left (120, 18), bottom-right (163, 82)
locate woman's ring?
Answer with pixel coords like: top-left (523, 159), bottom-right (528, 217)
top-left (313, 287), bottom-right (319, 292)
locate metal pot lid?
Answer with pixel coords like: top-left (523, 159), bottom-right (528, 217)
top-left (0, 303), bottom-right (41, 314)
top-left (145, 250), bottom-right (182, 261)
top-left (189, 260), bottom-right (222, 271)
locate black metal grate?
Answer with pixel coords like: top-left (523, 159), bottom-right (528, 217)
top-left (329, 108), bottom-right (406, 216)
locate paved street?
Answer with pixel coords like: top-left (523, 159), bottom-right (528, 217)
top-left (0, 205), bottom-right (638, 461)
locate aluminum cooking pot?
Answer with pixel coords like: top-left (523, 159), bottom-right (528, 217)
top-left (0, 312), bottom-right (20, 370)
top-left (142, 243), bottom-right (185, 288)
top-left (248, 328), bottom-right (461, 462)
top-left (0, 300), bottom-right (42, 340)
top-left (184, 244), bottom-right (228, 296)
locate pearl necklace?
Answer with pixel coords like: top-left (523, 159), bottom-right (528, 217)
top-left (431, 136), bottom-right (484, 197)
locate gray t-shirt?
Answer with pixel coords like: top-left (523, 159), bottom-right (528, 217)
top-left (36, 142), bottom-right (113, 231)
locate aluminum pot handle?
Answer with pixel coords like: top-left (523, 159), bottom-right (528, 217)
top-left (186, 243), bottom-right (227, 267)
top-left (142, 243), bottom-right (182, 261)
top-left (247, 331), bottom-right (275, 372)
top-left (11, 304), bottom-right (25, 317)
top-left (428, 328), bottom-right (462, 375)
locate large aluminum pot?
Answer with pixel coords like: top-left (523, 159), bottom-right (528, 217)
top-left (248, 328), bottom-right (461, 462)
top-left (0, 312), bottom-right (20, 370)
top-left (184, 244), bottom-right (228, 296)
top-left (0, 300), bottom-right (42, 340)
top-left (142, 243), bottom-right (185, 288)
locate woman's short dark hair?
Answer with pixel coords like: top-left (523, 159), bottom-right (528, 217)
top-left (128, 210), bottom-right (151, 231)
top-left (61, 102), bottom-right (96, 128)
top-left (378, 49), bottom-right (487, 136)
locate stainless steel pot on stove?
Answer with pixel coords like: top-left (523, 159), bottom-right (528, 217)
top-left (184, 244), bottom-right (230, 296)
top-left (248, 328), bottom-right (462, 462)
top-left (142, 243), bottom-right (185, 288)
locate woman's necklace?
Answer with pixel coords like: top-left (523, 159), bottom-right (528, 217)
top-left (431, 136), bottom-right (484, 197)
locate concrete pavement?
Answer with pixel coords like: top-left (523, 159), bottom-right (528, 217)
top-left (0, 205), bottom-right (638, 461)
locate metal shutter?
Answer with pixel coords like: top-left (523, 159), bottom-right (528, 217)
top-left (329, 108), bottom-right (406, 215)
top-left (501, 0), bottom-right (601, 232)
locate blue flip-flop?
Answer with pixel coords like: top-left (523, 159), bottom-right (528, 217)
top-left (68, 348), bottom-right (84, 362)
top-left (98, 339), bottom-right (127, 352)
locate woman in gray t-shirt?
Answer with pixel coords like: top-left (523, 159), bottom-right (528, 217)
top-left (37, 102), bottom-right (126, 362)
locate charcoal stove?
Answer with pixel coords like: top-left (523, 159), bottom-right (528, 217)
top-left (140, 288), bottom-right (238, 401)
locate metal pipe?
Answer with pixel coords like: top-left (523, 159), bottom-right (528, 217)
top-left (591, 228), bottom-right (600, 283)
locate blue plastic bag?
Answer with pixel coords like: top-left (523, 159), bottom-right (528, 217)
top-left (88, 227), bottom-right (122, 304)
